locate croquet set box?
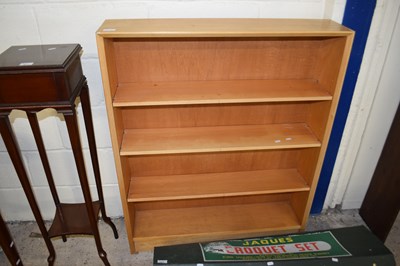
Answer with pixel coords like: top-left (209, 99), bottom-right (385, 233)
top-left (153, 226), bottom-right (395, 265)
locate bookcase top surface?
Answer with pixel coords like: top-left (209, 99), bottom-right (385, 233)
top-left (96, 18), bottom-right (353, 38)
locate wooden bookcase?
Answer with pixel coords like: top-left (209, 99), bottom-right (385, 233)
top-left (96, 19), bottom-right (354, 252)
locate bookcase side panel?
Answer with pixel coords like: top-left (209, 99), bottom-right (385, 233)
top-left (97, 36), bottom-right (136, 252)
top-left (299, 34), bottom-right (354, 227)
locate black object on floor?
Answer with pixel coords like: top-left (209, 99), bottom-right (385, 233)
top-left (153, 226), bottom-right (395, 265)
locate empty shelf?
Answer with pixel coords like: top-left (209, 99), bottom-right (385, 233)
top-left (113, 79), bottom-right (332, 107)
top-left (120, 123), bottom-right (321, 156)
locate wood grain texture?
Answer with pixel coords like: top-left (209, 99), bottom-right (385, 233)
top-left (96, 35), bottom-right (136, 253)
top-left (113, 39), bottom-right (320, 83)
top-left (298, 34), bottom-right (354, 227)
top-left (315, 37), bottom-right (348, 95)
top-left (122, 103), bottom-right (309, 129)
top-left (128, 169), bottom-right (310, 202)
top-left (134, 194), bottom-right (291, 211)
top-left (114, 79), bottom-right (331, 106)
top-left (95, 18), bottom-right (354, 253)
top-left (291, 191), bottom-right (310, 226)
top-left (129, 150), bottom-right (301, 177)
top-left (97, 19), bottom-right (353, 38)
top-left (121, 123), bottom-right (321, 156)
top-left (133, 201), bottom-right (300, 251)
top-left (297, 148), bottom-right (321, 185)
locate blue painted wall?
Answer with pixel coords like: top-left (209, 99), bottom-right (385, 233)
top-left (311, 0), bottom-right (377, 213)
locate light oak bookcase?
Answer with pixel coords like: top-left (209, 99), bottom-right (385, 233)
top-left (96, 19), bottom-right (354, 252)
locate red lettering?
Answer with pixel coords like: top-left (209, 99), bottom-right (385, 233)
top-left (243, 247), bottom-right (253, 254)
top-left (309, 242), bottom-right (320, 251)
top-left (271, 246), bottom-right (280, 253)
top-left (305, 243), bottom-right (313, 251)
top-left (226, 246), bottom-right (234, 254)
top-left (261, 246), bottom-right (273, 254)
top-left (253, 247), bottom-right (263, 254)
top-left (295, 243), bottom-right (306, 252)
top-left (278, 245), bottom-right (287, 253)
top-left (304, 243), bottom-right (320, 251)
top-left (234, 247), bottom-right (244, 254)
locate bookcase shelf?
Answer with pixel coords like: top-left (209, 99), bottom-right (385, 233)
top-left (120, 123), bottom-right (321, 156)
top-left (113, 79), bottom-right (332, 107)
top-left (128, 169), bottom-right (310, 202)
top-left (96, 18), bottom-right (353, 253)
top-left (133, 201), bottom-right (301, 251)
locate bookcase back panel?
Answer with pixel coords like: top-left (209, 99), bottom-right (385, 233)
top-left (113, 38), bottom-right (325, 82)
top-left (122, 103), bottom-right (309, 129)
top-left (134, 193), bottom-right (292, 211)
top-left (129, 149), bottom-right (300, 177)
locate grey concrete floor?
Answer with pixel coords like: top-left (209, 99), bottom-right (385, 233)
top-left (1, 208), bottom-right (399, 265)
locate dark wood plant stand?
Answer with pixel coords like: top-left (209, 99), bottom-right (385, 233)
top-left (0, 211), bottom-right (23, 266)
top-left (0, 44), bottom-right (118, 265)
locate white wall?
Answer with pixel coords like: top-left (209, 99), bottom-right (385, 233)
top-left (341, 6), bottom-right (400, 209)
top-left (324, 0), bottom-right (400, 210)
top-left (0, 0), bottom-right (346, 221)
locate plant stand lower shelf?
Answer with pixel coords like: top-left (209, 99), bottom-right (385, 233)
top-left (48, 202), bottom-right (101, 237)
